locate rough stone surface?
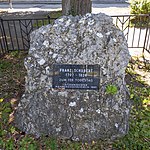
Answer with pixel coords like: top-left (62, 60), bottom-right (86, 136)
top-left (15, 13), bottom-right (131, 142)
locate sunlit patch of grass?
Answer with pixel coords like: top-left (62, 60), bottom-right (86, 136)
top-left (143, 98), bottom-right (150, 110)
top-left (114, 85), bottom-right (150, 149)
top-left (113, 57), bottom-right (150, 149)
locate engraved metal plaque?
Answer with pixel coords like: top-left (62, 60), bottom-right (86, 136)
top-left (52, 64), bottom-right (100, 90)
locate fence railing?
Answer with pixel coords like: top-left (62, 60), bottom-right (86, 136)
top-left (0, 16), bottom-right (56, 57)
top-left (144, 25), bottom-right (150, 53)
top-left (0, 14), bottom-right (150, 57)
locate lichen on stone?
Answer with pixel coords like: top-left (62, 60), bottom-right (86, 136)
top-left (15, 13), bottom-right (131, 142)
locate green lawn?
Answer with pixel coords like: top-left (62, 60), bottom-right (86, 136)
top-left (0, 51), bottom-right (150, 150)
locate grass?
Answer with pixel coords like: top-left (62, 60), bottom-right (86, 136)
top-left (0, 51), bottom-right (150, 149)
top-left (0, 51), bottom-right (27, 99)
top-left (112, 58), bottom-right (150, 149)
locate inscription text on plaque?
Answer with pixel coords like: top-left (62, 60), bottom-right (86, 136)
top-left (52, 64), bottom-right (100, 90)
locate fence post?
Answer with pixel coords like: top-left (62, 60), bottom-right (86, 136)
top-left (143, 14), bottom-right (150, 54)
top-left (0, 17), bottom-right (9, 56)
top-left (47, 15), bottom-right (51, 24)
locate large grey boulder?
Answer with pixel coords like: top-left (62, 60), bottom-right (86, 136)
top-left (15, 13), bottom-right (131, 142)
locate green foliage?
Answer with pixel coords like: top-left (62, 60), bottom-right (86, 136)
top-left (129, 0), bottom-right (150, 27)
top-left (113, 59), bottom-right (150, 149)
top-left (0, 61), bottom-right (13, 71)
top-left (19, 136), bottom-right (38, 150)
top-left (113, 77), bottom-right (150, 149)
top-left (33, 19), bottom-right (51, 28)
top-left (106, 84), bottom-right (118, 95)
top-left (41, 137), bottom-right (57, 150)
top-left (10, 51), bottom-right (20, 58)
top-left (0, 100), bottom-right (12, 125)
top-left (0, 99), bottom-right (15, 150)
top-left (4, 138), bottom-right (15, 150)
top-left (0, 51), bottom-right (27, 99)
top-left (130, 0), bottom-right (150, 14)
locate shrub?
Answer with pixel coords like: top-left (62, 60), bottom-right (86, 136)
top-left (129, 0), bottom-right (150, 14)
top-left (129, 0), bottom-right (150, 27)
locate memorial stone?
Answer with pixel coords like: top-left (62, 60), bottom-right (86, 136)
top-left (15, 13), bottom-right (131, 142)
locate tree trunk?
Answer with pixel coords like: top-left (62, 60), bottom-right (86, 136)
top-left (62, 0), bottom-right (92, 16)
